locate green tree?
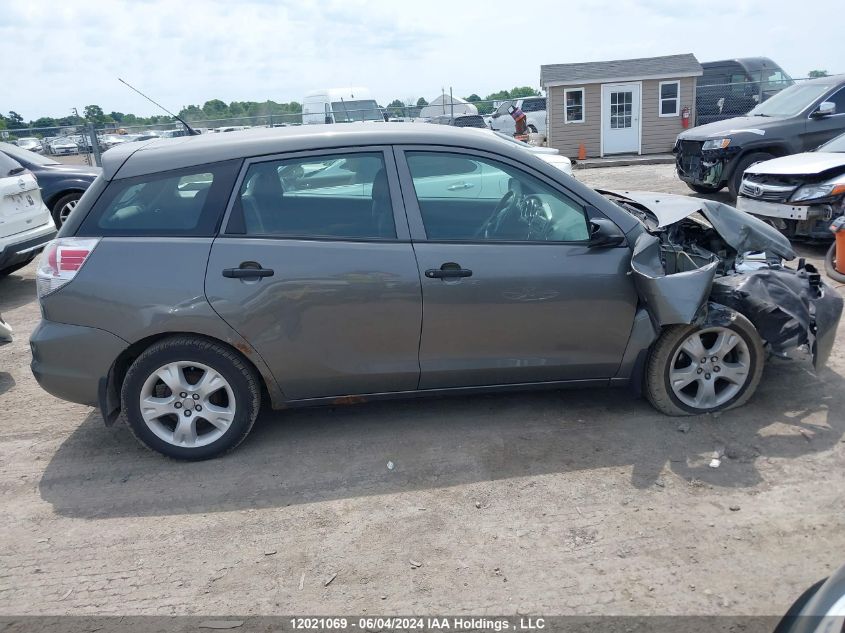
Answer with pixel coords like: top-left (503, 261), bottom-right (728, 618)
top-left (508, 86), bottom-right (541, 98)
top-left (416, 97), bottom-right (428, 107)
top-left (109, 111), bottom-right (125, 122)
top-left (202, 99), bottom-right (228, 119)
top-left (808, 69), bottom-right (829, 78)
top-left (387, 99), bottom-right (405, 117)
top-left (83, 105), bottom-right (104, 120)
top-left (32, 117), bottom-right (57, 129)
top-left (6, 111), bottom-right (26, 129)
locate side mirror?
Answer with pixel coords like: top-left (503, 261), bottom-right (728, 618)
top-left (588, 216), bottom-right (626, 248)
top-left (812, 101), bottom-right (836, 118)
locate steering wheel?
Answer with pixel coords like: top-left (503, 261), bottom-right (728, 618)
top-left (523, 195), bottom-right (554, 240)
top-left (476, 190), bottom-right (520, 239)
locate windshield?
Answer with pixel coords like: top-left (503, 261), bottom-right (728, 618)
top-left (330, 100), bottom-right (381, 122)
top-left (816, 132), bottom-right (845, 152)
top-left (748, 82), bottom-right (833, 117)
top-left (0, 142), bottom-right (59, 166)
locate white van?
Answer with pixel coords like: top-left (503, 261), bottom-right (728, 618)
top-left (302, 88), bottom-right (383, 124)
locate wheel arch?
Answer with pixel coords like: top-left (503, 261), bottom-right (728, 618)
top-left (724, 143), bottom-right (790, 182)
top-left (44, 185), bottom-right (88, 210)
top-left (100, 331), bottom-right (285, 425)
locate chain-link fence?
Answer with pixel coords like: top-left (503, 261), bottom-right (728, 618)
top-left (694, 77), bottom-right (813, 125)
top-left (0, 99), bottom-right (519, 167)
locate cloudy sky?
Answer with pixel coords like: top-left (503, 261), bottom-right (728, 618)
top-left (3, 0), bottom-right (843, 120)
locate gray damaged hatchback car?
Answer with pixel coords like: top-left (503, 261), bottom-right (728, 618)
top-left (30, 124), bottom-right (843, 459)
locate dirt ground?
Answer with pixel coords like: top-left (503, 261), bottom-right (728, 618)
top-left (1, 164), bottom-right (844, 618)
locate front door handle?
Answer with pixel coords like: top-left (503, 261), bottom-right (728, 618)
top-left (222, 264), bottom-right (274, 279)
top-left (425, 263), bottom-right (473, 279)
top-left (447, 182), bottom-right (474, 191)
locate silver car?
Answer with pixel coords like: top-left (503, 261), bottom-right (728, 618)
top-left (29, 124), bottom-right (842, 459)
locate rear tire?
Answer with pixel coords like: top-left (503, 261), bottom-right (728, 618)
top-left (728, 152), bottom-right (774, 199)
top-left (121, 336), bottom-right (261, 460)
top-left (51, 192), bottom-right (82, 228)
top-left (646, 308), bottom-right (764, 416)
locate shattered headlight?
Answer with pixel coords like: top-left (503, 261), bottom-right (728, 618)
top-left (702, 138), bottom-right (731, 151)
top-left (790, 183), bottom-right (845, 203)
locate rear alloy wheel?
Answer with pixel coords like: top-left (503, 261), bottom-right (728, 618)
top-left (51, 192), bottom-right (82, 228)
top-left (122, 337), bottom-right (260, 460)
top-left (646, 309), bottom-right (764, 416)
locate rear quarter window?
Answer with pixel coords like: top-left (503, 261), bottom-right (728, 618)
top-left (0, 152), bottom-right (24, 177)
top-left (76, 160), bottom-right (240, 237)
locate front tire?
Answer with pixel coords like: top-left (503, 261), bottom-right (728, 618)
top-left (646, 309), bottom-right (764, 416)
top-left (121, 336), bottom-right (261, 460)
top-left (728, 152), bottom-right (774, 199)
top-left (685, 182), bottom-right (722, 195)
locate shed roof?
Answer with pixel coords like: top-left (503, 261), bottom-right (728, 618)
top-left (541, 53), bottom-right (702, 86)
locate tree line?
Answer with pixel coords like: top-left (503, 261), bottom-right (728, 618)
top-left (1, 86), bottom-right (541, 132)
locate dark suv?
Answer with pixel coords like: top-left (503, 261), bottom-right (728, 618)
top-left (675, 74), bottom-right (845, 197)
top-left (30, 124), bottom-right (841, 459)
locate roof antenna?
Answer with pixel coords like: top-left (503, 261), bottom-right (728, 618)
top-left (118, 78), bottom-right (199, 135)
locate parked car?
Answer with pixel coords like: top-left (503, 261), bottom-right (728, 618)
top-left (737, 131), bottom-right (845, 240)
top-left (0, 142), bottom-right (101, 227)
top-left (30, 124), bottom-right (841, 460)
top-left (0, 151), bottom-right (56, 277)
top-left (15, 137), bottom-right (43, 153)
top-left (0, 312), bottom-right (11, 345)
top-left (675, 74), bottom-right (845, 197)
top-left (47, 137), bottom-right (79, 156)
top-left (99, 134), bottom-right (129, 151)
top-left (773, 560), bottom-right (845, 633)
top-left (489, 97), bottom-right (547, 136)
top-left (429, 114), bottom-right (488, 129)
top-left (696, 57), bottom-right (793, 124)
top-left (488, 130), bottom-right (573, 176)
top-left (303, 87), bottom-right (382, 124)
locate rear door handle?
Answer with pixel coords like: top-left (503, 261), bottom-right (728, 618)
top-left (425, 265), bottom-right (472, 279)
top-left (222, 266), bottom-right (274, 279)
top-left (447, 182), bottom-right (474, 191)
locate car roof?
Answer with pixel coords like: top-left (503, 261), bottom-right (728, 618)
top-left (103, 122), bottom-right (544, 180)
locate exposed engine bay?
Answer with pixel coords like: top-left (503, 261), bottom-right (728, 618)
top-left (599, 190), bottom-right (843, 368)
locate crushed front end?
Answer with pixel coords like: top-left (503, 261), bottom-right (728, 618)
top-left (674, 139), bottom-right (736, 189)
top-left (604, 191), bottom-right (843, 369)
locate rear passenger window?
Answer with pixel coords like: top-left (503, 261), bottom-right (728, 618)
top-left (77, 160), bottom-right (239, 237)
top-left (226, 152), bottom-right (396, 239)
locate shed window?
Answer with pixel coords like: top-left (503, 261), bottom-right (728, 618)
top-left (659, 81), bottom-right (680, 116)
top-left (564, 88), bottom-right (584, 123)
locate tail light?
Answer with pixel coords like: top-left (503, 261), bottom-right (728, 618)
top-left (35, 237), bottom-right (100, 298)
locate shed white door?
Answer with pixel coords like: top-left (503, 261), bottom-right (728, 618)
top-left (601, 83), bottom-right (640, 155)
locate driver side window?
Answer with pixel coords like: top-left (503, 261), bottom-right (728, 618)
top-left (404, 151), bottom-right (589, 243)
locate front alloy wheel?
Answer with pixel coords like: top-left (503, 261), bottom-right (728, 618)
top-left (646, 308), bottom-right (764, 416)
top-left (668, 327), bottom-right (750, 409)
top-left (122, 336), bottom-right (261, 459)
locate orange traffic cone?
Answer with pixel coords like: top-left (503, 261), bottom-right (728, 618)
top-left (578, 143), bottom-right (587, 160)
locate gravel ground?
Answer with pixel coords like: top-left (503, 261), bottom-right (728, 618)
top-left (1, 164), bottom-right (844, 618)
